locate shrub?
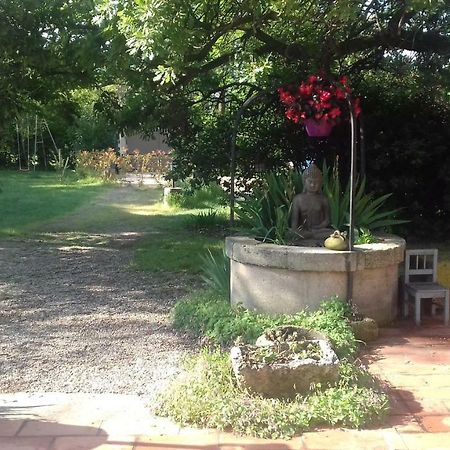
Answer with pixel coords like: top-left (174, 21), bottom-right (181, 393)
top-left (173, 292), bottom-right (357, 359)
top-left (76, 149), bottom-right (172, 181)
top-left (235, 170), bottom-right (302, 243)
top-left (322, 162), bottom-right (408, 232)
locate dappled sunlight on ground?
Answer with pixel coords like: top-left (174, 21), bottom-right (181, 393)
top-left (57, 245), bottom-right (104, 252)
top-left (110, 202), bottom-right (170, 216)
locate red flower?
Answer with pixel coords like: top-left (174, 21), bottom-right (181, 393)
top-left (328, 107), bottom-right (342, 119)
top-left (319, 102), bottom-right (332, 110)
top-left (353, 98), bottom-right (362, 117)
top-left (278, 88), bottom-right (295, 105)
top-left (339, 75), bottom-right (348, 86)
top-left (278, 73), bottom-right (360, 125)
top-left (335, 88), bottom-right (346, 100)
top-left (298, 82), bottom-right (313, 97)
top-left (319, 91), bottom-right (332, 102)
top-left (286, 108), bottom-right (300, 123)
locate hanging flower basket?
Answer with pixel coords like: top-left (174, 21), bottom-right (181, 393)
top-left (278, 74), bottom-right (361, 136)
top-left (304, 118), bottom-right (335, 137)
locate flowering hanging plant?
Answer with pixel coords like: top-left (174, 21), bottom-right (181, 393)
top-left (278, 74), bottom-right (361, 125)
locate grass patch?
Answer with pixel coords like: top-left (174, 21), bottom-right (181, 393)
top-left (0, 172), bottom-right (225, 275)
top-left (157, 349), bottom-right (388, 439)
top-left (167, 182), bottom-right (228, 209)
top-left (133, 234), bottom-right (223, 273)
top-left (130, 199), bottom-right (228, 273)
top-left (0, 170), bottom-right (107, 236)
top-left (173, 291), bottom-right (357, 359)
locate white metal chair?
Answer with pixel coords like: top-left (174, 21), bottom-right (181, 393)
top-left (404, 249), bottom-right (449, 326)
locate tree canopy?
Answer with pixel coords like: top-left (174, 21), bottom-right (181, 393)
top-left (98, 0), bottom-right (450, 88)
top-left (96, 0), bottom-right (450, 172)
top-left (1, 0), bottom-right (450, 236)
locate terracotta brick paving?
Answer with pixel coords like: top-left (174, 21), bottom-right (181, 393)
top-left (2, 322), bottom-right (450, 449)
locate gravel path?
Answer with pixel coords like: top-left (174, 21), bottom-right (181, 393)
top-left (0, 189), bottom-right (201, 401)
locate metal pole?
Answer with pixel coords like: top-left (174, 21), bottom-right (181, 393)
top-left (230, 123), bottom-right (238, 227)
top-left (15, 120), bottom-right (22, 171)
top-left (33, 115), bottom-right (38, 172)
top-left (347, 95), bottom-right (357, 252)
top-left (346, 94), bottom-right (358, 304)
top-left (359, 114), bottom-right (366, 179)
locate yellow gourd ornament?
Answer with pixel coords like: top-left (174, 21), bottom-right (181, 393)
top-left (324, 231), bottom-right (348, 251)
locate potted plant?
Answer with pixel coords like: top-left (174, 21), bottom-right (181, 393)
top-left (278, 74), bottom-right (361, 137)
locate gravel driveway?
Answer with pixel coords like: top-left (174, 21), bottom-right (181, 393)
top-left (0, 230), bottom-right (199, 401)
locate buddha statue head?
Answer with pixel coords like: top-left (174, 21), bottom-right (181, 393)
top-left (302, 163), bottom-right (323, 194)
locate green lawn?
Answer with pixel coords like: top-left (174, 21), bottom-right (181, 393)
top-left (0, 171), bottom-right (107, 236)
top-left (134, 233), bottom-right (223, 273)
top-left (0, 170), bottom-right (225, 273)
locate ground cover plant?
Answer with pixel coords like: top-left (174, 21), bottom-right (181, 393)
top-left (158, 351), bottom-right (387, 439)
top-left (0, 171), bottom-right (107, 236)
top-left (173, 292), bottom-right (357, 358)
top-left (160, 295), bottom-right (387, 438)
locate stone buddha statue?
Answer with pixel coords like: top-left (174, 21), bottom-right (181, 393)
top-left (291, 164), bottom-right (333, 239)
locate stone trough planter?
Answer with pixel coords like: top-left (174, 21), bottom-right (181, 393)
top-left (230, 326), bottom-right (339, 398)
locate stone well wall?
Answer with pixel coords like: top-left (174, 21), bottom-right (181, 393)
top-left (225, 235), bottom-right (406, 324)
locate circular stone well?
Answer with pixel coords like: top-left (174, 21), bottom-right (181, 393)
top-left (225, 235), bottom-right (405, 324)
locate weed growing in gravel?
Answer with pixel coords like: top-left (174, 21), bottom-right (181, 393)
top-left (157, 349), bottom-right (389, 439)
top-left (173, 292), bottom-right (357, 359)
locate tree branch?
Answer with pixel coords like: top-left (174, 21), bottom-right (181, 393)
top-left (337, 30), bottom-right (450, 57)
top-left (176, 51), bottom-right (235, 87)
top-left (187, 11), bottom-right (277, 63)
top-left (250, 28), bottom-right (312, 60)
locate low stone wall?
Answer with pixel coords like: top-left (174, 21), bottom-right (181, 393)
top-left (225, 235), bottom-right (406, 324)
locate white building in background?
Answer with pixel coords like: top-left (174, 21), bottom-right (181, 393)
top-left (118, 131), bottom-right (172, 155)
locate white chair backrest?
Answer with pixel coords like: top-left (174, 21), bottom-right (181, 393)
top-left (405, 249), bottom-right (438, 283)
